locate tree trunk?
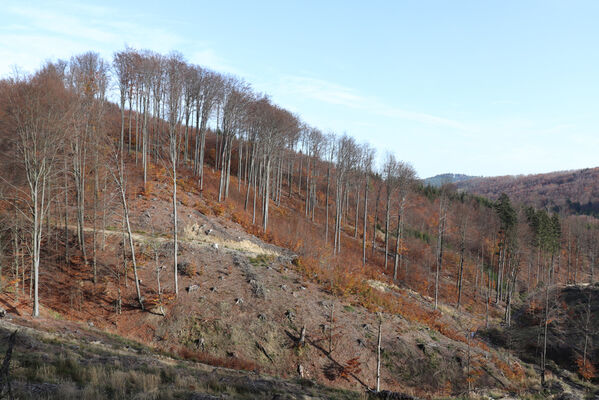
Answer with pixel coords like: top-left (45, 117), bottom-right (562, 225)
top-left (434, 199), bottom-right (445, 310)
top-left (325, 165), bottom-right (330, 243)
top-left (262, 159), bottom-right (271, 231)
top-left (172, 159), bottom-right (179, 296)
top-left (362, 175), bottom-right (369, 266)
top-left (384, 194), bottom-right (391, 270)
top-left (376, 319), bottom-right (382, 392)
top-left (372, 184), bottom-right (381, 257)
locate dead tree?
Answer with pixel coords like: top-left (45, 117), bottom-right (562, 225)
top-left (361, 145), bottom-right (375, 266)
top-left (392, 162), bottom-right (415, 281)
top-left (382, 154), bottom-right (399, 270)
top-left (434, 191), bottom-right (448, 310)
top-left (165, 53), bottom-right (185, 296)
top-left (107, 131), bottom-right (144, 310)
top-left (376, 316), bottom-right (382, 392)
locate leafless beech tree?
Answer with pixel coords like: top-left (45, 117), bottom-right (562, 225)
top-left (324, 133), bottom-right (336, 244)
top-left (106, 133), bottom-right (144, 310)
top-left (217, 76), bottom-right (251, 203)
top-left (333, 135), bottom-right (358, 254)
top-left (165, 53), bottom-right (186, 296)
top-left (67, 53), bottom-right (108, 270)
top-left (1, 65), bottom-right (68, 316)
top-left (434, 189), bottom-right (448, 310)
top-left (382, 153), bottom-right (399, 269)
top-left (361, 145), bottom-right (375, 266)
top-left (392, 162), bottom-right (416, 281)
top-left (194, 69), bottom-right (222, 191)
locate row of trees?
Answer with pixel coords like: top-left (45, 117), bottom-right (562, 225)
top-left (0, 49), bottom-right (417, 316)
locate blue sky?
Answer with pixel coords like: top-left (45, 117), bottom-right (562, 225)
top-left (1, 1), bottom-right (598, 178)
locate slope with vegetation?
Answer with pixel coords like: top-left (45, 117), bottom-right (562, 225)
top-left (423, 173), bottom-right (477, 188)
top-left (0, 48), bottom-right (598, 398)
top-left (456, 168), bottom-right (599, 217)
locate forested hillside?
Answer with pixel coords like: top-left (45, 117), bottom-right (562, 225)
top-left (456, 168), bottom-right (599, 217)
top-left (0, 48), bottom-right (598, 398)
top-left (423, 173), bottom-right (477, 187)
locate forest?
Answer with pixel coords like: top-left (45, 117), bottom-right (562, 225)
top-left (0, 48), bottom-right (598, 397)
top-left (456, 168), bottom-right (599, 217)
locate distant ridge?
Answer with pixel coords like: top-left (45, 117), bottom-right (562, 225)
top-left (455, 167), bottom-right (599, 217)
top-left (423, 173), bottom-right (478, 187)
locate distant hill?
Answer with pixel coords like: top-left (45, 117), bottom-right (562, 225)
top-left (423, 173), bottom-right (477, 187)
top-left (455, 167), bottom-right (599, 216)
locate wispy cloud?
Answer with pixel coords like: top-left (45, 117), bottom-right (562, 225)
top-left (7, 5), bottom-right (121, 44)
top-left (0, 1), bottom-right (229, 76)
top-left (189, 48), bottom-right (243, 76)
top-left (275, 75), bottom-right (470, 131)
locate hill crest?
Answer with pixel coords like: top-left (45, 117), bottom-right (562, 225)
top-left (455, 167), bottom-right (599, 215)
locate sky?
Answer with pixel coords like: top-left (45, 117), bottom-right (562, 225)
top-left (1, 0), bottom-right (598, 178)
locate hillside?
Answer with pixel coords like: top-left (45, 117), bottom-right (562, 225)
top-left (455, 168), bottom-right (599, 216)
top-left (484, 283), bottom-right (599, 393)
top-left (423, 174), bottom-right (478, 188)
top-left (0, 167), bottom-right (532, 398)
top-left (0, 185), bottom-right (592, 399)
top-left (0, 314), bottom-right (360, 399)
top-left (1, 49), bottom-right (599, 399)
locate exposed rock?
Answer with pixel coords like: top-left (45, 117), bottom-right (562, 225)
top-left (186, 284), bottom-right (200, 293)
top-left (149, 305), bottom-right (166, 316)
top-left (285, 310), bottom-right (295, 321)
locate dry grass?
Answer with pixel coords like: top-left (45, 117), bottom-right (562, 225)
top-left (182, 222), bottom-right (279, 256)
top-left (1, 321), bottom-right (360, 400)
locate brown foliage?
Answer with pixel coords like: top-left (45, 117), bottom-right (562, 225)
top-left (576, 356), bottom-right (596, 381)
top-left (175, 346), bottom-right (260, 372)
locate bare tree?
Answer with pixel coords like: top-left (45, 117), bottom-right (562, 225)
top-left (67, 52), bottom-right (108, 269)
top-left (194, 69), bottom-right (222, 191)
top-left (455, 206), bottom-right (469, 310)
top-left (1, 65), bottom-right (68, 316)
top-left (382, 153), bottom-right (399, 270)
top-left (392, 162), bottom-right (416, 281)
top-left (217, 76), bottom-right (251, 203)
top-left (361, 145), bottom-right (375, 266)
top-left (333, 135), bottom-right (358, 254)
top-left (324, 133), bottom-right (336, 244)
top-left (434, 190), bottom-right (448, 310)
top-left (165, 53), bottom-right (186, 296)
top-left (107, 139), bottom-right (144, 310)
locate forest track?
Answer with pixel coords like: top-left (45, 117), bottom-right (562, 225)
top-left (63, 223), bottom-right (280, 258)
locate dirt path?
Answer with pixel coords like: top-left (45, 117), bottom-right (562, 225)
top-left (68, 223), bottom-right (280, 257)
